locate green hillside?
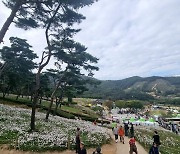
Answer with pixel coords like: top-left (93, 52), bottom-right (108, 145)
top-left (81, 76), bottom-right (180, 101)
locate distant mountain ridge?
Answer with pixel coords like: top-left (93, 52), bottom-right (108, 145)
top-left (81, 76), bottom-right (180, 100)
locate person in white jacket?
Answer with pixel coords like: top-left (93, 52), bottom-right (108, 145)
top-left (113, 125), bottom-right (119, 143)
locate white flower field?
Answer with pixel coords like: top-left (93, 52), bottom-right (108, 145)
top-left (0, 104), bottom-right (111, 151)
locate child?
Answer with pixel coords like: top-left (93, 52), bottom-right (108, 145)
top-left (79, 142), bottom-right (87, 154)
top-left (118, 126), bottom-right (125, 144)
top-left (92, 147), bottom-right (102, 154)
top-left (149, 142), bottom-right (159, 154)
top-left (129, 136), bottom-right (138, 154)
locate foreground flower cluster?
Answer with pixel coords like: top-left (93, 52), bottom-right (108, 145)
top-left (0, 104), bottom-right (110, 151)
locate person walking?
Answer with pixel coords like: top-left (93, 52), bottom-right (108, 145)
top-left (76, 127), bottom-right (81, 153)
top-left (129, 136), bottom-right (138, 154)
top-left (92, 147), bottom-right (102, 154)
top-left (130, 124), bottom-right (134, 138)
top-left (124, 122), bottom-right (129, 136)
top-left (93, 120), bottom-right (97, 125)
top-left (111, 121), bottom-right (117, 131)
top-left (113, 125), bottom-right (119, 143)
top-left (118, 126), bottom-right (125, 144)
top-left (79, 142), bottom-right (87, 154)
top-left (149, 142), bottom-right (159, 154)
top-left (153, 131), bottom-right (161, 146)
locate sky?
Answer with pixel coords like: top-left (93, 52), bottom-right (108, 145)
top-left (0, 0), bottom-right (180, 80)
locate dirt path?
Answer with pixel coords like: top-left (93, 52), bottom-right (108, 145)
top-left (0, 143), bottom-right (116, 154)
top-left (114, 136), bottom-right (147, 154)
top-left (108, 129), bottom-right (147, 154)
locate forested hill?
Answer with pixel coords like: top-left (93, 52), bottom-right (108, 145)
top-left (81, 76), bottom-right (180, 100)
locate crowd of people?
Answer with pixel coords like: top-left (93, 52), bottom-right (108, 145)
top-left (111, 121), bottom-right (161, 154)
top-left (75, 118), bottom-right (162, 154)
top-left (158, 117), bottom-right (179, 134)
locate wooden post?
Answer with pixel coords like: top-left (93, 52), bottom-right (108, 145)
top-left (67, 131), bottom-right (70, 150)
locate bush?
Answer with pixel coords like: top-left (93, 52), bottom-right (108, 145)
top-left (115, 100), bottom-right (144, 109)
top-left (40, 106), bottom-right (75, 119)
top-left (56, 109), bottom-right (75, 119)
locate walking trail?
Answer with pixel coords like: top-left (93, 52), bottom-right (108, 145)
top-left (0, 129), bottom-right (147, 154)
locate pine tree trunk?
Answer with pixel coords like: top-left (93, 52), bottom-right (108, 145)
top-left (30, 93), bottom-right (38, 131)
top-left (0, 63), bottom-right (7, 77)
top-left (30, 72), bottom-right (40, 131)
top-left (53, 99), bottom-right (59, 116)
top-left (53, 104), bottom-right (58, 116)
top-left (68, 97), bottom-right (72, 106)
top-left (39, 96), bottom-right (42, 105)
top-left (30, 95), bottom-right (33, 102)
top-left (0, 1), bottom-right (21, 44)
top-left (45, 97), bottom-right (54, 120)
top-left (45, 84), bottom-right (59, 120)
top-left (30, 2), bottom-right (61, 129)
top-left (16, 95), bottom-right (19, 100)
top-left (55, 97), bottom-right (58, 103)
top-left (2, 92), bottom-right (6, 98)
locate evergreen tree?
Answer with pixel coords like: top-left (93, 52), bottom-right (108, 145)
top-left (0, 37), bottom-right (37, 98)
top-left (0, 0), bottom-right (97, 43)
top-left (45, 38), bottom-right (99, 120)
top-left (2, 0), bottom-right (98, 130)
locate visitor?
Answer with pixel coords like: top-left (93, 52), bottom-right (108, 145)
top-left (149, 142), bottom-right (159, 154)
top-left (79, 142), bottom-right (87, 154)
top-left (93, 120), bottom-right (97, 125)
top-left (101, 120), bottom-right (104, 126)
top-left (76, 127), bottom-right (81, 153)
top-left (172, 123), bottom-right (175, 133)
top-left (92, 146), bottom-right (102, 154)
top-left (124, 122), bottom-right (129, 136)
top-left (129, 136), bottom-right (138, 154)
top-left (130, 124), bottom-right (134, 138)
top-left (111, 121), bottom-right (117, 131)
top-left (113, 125), bottom-right (119, 143)
top-left (118, 125), bottom-right (125, 144)
top-left (152, 131), bottom-right (161, 146)
top-left (174, 124), bottom-right (178, 134)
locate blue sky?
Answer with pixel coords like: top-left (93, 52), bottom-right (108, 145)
top-left (0, 0), bottom-right (180, 80)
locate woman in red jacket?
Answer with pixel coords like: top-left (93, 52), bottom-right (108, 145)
top-left (118, 126), bottom-right (125, 144)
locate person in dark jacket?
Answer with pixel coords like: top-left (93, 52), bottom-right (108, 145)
top-left (152, 131), bottom-right (160, 146)
top-left (149, 142), bottom-right (159, 154)
top-left (76, 127), bottom-right (81, 153)
top-left (124, 123), bottom-right (129, 136)
top-left (92, 146), bottom-right (102, 154)
top-left (130, 124), bottom-right (134, 137)
top-left (79, 142), bottom-right (87, 154)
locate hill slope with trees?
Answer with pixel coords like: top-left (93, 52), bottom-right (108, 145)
top-left (81, 76), bottom-right (180, 100)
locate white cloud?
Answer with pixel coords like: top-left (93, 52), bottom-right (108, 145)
top-left (1, 0), bottom-right (180, 80)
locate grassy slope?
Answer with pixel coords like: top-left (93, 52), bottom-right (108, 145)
top-left (135, 128), bottom-right (180, 154)
top-left (0, 94), bottom-right (99, 120)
